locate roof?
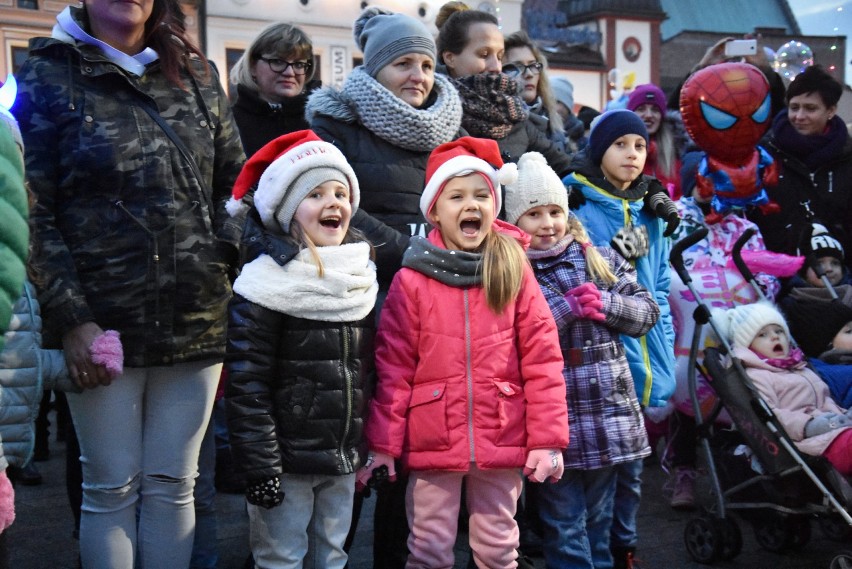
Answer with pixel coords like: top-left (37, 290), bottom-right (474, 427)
top-left (659, 0), bottom-right (800, 40)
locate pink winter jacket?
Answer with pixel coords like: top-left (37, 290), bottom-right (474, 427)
top-left (735, 347), bottom-right (851, 456)
top-left (366, 226), bottom-right (569, 472)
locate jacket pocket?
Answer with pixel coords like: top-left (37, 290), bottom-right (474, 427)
top-left (405, 382), bottom-right (450, 452)
top-left (493, 380), bottom-right (526, 447)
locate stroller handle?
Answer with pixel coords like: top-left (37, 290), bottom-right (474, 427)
top-left (732, 227), bottom-right (757, 283)
top-left (670, 226), bottom-right (709, 284)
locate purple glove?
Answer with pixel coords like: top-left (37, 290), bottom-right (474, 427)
top-left (564, 283), bottom-right (606, 322)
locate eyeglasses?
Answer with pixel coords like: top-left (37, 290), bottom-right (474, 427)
top-left (502, 62), bottom-right (543, 77)
top-left (259, 57), bottom-right (312, 75)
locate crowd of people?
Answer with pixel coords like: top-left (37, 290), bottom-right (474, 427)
top-left (0, 1), bottom-right (850, 568)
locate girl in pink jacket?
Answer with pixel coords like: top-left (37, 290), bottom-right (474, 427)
top-left (712, 301), bottom-right (852, 476)
top-left (357, 137), bottom-right (569, 568)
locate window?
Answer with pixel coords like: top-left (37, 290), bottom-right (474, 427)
top-left (17, 0), bottom-right (38, 9)
top-left (11, 45), bottom-right (29, 75)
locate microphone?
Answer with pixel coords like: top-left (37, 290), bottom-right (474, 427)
top-left (645, 186), bottom-right (680, 237)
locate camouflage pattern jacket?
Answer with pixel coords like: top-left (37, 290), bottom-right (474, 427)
top-left (13, 35), bottom-right (246, 367)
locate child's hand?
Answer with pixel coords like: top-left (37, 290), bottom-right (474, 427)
top-left (564, 283), bottom-right (606, 322)
top-left (804, 413), bottom-right (850, 438)
top-left (0, 470), bottom-right (15, 533)
top-left (523, 449), bottom-right (564, 483)
top-left (355, 451), bottom-right (397, 493)
top-left (245, 476), bottom-right (284, 509)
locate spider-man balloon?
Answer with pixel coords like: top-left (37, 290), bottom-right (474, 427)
top-left (680, 62), bottom-right (779, 224)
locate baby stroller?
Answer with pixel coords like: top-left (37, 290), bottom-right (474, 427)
top-left (669, 227), bottom-right (852, 566)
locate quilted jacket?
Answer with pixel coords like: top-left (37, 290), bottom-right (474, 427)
top-left (365, 226), bottom-right (569, 472)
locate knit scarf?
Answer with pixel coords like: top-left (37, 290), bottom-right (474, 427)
top-left (771, 111), bottom-right (848, 170)
top-left (753, 346), bottom-right (806, 370)
top-left (402, 235), bottom-right (483, 287)
top-left (451, 73), bottom-right (529, 140)
top-left (526, 234), bottom-right (575, 261)
top-left (233, 242), bottom-right (378, 322)
top-left (342, 67), bottom-right (463, 152)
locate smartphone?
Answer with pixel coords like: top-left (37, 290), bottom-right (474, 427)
top-left (724, 39), bottom-right (757, 58)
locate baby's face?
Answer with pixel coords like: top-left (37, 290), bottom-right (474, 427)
top-left (750, 324), bottom-right (790, 359)
top-left (832, 321), bottom-right (852, 351)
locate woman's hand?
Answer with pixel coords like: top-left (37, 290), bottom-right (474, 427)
top-left (63, 322), bottom-right (112, 389)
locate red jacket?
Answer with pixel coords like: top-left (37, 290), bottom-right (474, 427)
top-left (365, 225), bottom-right (569, 472)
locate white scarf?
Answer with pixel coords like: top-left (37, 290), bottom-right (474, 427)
top-left (233, 242), bottom-right (378, 322)
top-left (52, 6), bottom-right (158, 77)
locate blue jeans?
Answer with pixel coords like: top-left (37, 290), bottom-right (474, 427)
top-left (191, 411), bottom-right (218, 569)
top-left (610, 458), bottom-right (643, 549)
top-left (248, 473), bottom-right (355, 569)
top-left (67, 360), bottom-right (219, 569)
top-left (537, 466), bottom-right (617, 569)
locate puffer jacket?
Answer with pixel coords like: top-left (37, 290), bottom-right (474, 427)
top-left (0, 280), bottom-right (75, 470)
top-left (497, 119), bottom-right (572, 177)
top-left (225, 227), bottom-right (375, 482)
top-left (0, 109), bottom-right (27, 352)
top-left (13, 27), bottom-right (246, 366)
top-left (565, 161), bottom-right (676, 408)
top-left (735, 347), bottom-right (850, 457)
top-left (366, 226), bottom-right (569, 472)
top-left (530, 240), bottom-right (658, 469)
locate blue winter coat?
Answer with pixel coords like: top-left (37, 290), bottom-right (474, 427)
top-left (565, 169), bottom-right (676, 408)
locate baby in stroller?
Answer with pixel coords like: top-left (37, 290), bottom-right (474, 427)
top-left (712, 301), bottom-right (852, 476)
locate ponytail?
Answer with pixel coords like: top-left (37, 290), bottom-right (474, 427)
top-left (567, 216), bottom-right (617, 286)
top-left (481, 230), bottom-right (528, 313)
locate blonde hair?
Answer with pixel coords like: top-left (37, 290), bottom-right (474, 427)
top-left (230, 22), bottom-right (315, 90)
top-left (288, 222), bottom-right (372, 278)
top-left (481, 230), bottom-right (529, 314)
top-left (654, 119), bottom-right (678, 182)
top-left (566, 216), bottom-right (617, 286)
top-left (503, 31), bottom-right (564, 134)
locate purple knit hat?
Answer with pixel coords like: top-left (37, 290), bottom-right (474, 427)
top-left (627, 84), bottom-right (667, 115)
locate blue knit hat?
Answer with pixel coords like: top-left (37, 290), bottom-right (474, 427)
top-left (588, 109), bottom-right (649, 165)
top-left (353, 7), bottom-right (436, 78)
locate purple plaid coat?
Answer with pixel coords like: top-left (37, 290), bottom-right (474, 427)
top-left (531, 240), bottom-right (658, 469)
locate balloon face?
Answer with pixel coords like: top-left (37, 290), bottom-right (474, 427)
top-left (680, 63), bottom-right (772, 164)
top-left (773, 40), bottom-right (814, 83)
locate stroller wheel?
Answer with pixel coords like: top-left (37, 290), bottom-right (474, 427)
top-left (752, 514), bottom-right (793, 552)
top-left (819, 514), bottom-right (852, 542)
top-left (829, 550), bottom-right (852, 569)
top-left (716, 517), bottom-right (743, 561)
top-left (684, 516), bottom-right (724, 564)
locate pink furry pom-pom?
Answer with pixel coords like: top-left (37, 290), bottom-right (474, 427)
top-left (726, 250), bottom-right (805, 278)
top-left (0, 470), bottom-right (15, 533)
top-left (89, 330), bottom-right (124, 379)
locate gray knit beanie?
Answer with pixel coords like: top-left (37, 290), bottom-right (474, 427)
top-left (353, 7), bottom-right (436, 78)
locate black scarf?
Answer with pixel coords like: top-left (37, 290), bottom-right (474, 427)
top-left (451, 73), bottom-right (529, 140)
top-left (771, 111), bottom-right (848, 170)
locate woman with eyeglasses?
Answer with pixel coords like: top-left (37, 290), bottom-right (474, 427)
top-left (435, 2), bottom-right (572, 180)
top-left (503, 31), bottom-right (570, 154)
top-left (230, 23), bottom-right (319, 157)
top-left (307, 6), bottom-right (463, 291)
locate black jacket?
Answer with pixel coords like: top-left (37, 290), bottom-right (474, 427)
top-left (225, 221), bottom-right (375, 481)
top-left (231, 82), bottom-right (317, 158)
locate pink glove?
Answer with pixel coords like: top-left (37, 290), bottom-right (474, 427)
top-left (0, 470), bottom-right (15, 533)
top-left (523, 448), bottom-right (564, 483)
top-left (89, 330), bottom-right (124, 379)
top-left (564, 283), bottom-right (605, 322)
top-left (355, 451), bottom-right (397, 492)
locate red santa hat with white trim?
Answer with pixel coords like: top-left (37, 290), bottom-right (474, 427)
top-left (227, 130), bottom-right (360, 233)
top-left (420, 136), bottom-right (518, 222)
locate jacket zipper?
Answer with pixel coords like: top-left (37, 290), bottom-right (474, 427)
top-left (464, 289), bottom-right (475, 463)
top-left (340, 325), bottom-right (354, 472)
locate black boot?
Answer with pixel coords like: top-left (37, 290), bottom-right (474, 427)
top-left (8, 461), bottom-right (43, 486)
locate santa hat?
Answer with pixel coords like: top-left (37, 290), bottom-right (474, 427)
top-left (503, 152), bottom-right (568, 225)
top-left (227, 130), bottom-right (359, 233)
top-left (711, 301), bottom-right (790, 351)
top-left (420, 136), bottom-right (518, 222)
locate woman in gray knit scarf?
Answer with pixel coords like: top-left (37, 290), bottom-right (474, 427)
top-left (307, 7), bottom-right (464, 291)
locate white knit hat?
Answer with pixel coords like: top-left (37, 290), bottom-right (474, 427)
top-left (503, 152), bottom-right (568, 225)
top-left (420, 136), bottom-right (517, 222)
top-left (228, 130), bottom-right (359, 233)
top-left (711, 301), bottom-right (790, 350)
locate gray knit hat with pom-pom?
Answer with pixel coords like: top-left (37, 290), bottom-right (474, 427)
top-left (353, 6), bottom-right (436, 78)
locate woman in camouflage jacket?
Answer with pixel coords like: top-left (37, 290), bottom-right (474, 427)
top-left (12, 1), bottom-right (245, 567)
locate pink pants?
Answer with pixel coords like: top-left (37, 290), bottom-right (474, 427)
top-left (405, 464), bottom-right (523, 569)
top-left (823, 428), bottom-right (852, 476)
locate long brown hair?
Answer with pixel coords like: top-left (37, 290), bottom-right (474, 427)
top-left (503, 30), bottom-right (564, 134)
top-left (142, 0), bottom-right (210, 88)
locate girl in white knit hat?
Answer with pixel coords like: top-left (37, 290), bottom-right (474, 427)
top-left (505, 151), bottom-right (661, 568)
top-left (711, 301), bottom-right (852, 476)
top-left (224, 129), bottom-right (378, 568)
